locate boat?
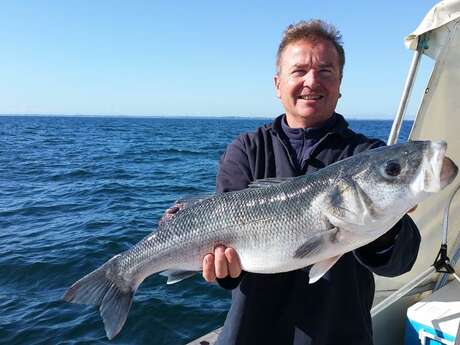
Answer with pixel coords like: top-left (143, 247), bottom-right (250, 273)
top-left (373, 0), bottom-right (460, 343)
top-left (190, 1), bottom-right (460, 343)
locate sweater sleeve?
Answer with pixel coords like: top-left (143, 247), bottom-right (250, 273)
top-left (354, 215), bottom-right (421, 276)
top-left (216, 137), bottom-right (253, 193)
top-left (352, 138), bottom-right (421, 276)
top-left (215, 137), bottom-right (251, 289)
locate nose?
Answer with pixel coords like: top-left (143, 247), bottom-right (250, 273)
top-left (303, 70), bottom-right (320, 88)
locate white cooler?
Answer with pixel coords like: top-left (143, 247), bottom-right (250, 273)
top-left (405, 281), bottom-right (460, 345)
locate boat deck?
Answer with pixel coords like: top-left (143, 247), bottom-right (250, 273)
top-left (187, 327), bottom-right (221, 345)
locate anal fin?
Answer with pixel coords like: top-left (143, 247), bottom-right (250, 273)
top-left (308, 255), bottom-right (342, 284)
top-left (160, 270), bottom-right (197, 284)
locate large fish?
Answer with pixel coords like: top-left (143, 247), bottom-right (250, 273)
top-left (63, 140), bottom-right (458, 339)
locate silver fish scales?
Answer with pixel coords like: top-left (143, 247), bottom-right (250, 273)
top-left (63, 140), bottom-right (458, 339)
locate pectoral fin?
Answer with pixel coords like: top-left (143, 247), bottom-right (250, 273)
top-left (160, 270), bottom-right (197, 284)
top-left (294, 227), bottom-right (341, 259)
top-left (294, 236), bottom-right (323, 258)
top-left (308, 255), bottom-right (342, 284)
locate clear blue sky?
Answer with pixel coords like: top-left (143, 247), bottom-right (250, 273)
top-left (0, 1), bottom-right (439, 119)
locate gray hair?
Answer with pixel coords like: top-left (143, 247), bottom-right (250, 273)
top-left (276, 20), bottom-right (345, 76)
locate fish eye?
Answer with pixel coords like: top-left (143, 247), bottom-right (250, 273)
top-left (384, 161), bottom-right (401, 177)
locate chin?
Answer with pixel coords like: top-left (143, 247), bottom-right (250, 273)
top-left (297, 112), bottom-right (327, 121)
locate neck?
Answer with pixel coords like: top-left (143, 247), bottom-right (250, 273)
top-left (285, 113), bottom-right (334, 129)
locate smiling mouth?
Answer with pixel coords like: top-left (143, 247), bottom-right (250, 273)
top-left (299, 95), bottom-right (323, 100)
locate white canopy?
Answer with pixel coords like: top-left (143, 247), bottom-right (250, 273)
top-left (375, 0), bottom-right (460, 293)
top-left (405, 0), bottom-right (460, 57)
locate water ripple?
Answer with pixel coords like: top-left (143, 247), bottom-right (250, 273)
top-left (0, 116), bottom-right (412, 344)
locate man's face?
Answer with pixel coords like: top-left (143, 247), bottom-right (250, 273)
top-left (274, 39), bottom-right (342, 128)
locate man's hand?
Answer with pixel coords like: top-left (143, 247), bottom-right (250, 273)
top-left (161, 205), bottom-right (242, 282)
top-left (202, 246), bottom-right (242, 282)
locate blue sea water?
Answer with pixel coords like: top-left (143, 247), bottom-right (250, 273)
top-left (0, 116), bottom-right (412, 345)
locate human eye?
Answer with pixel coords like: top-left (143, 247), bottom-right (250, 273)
top-left (319, 68), bottom-right (333, 75)
top-left (318, 67), bottom-right (337, 79)
top-left (291, 69), bottom-right (306, 77)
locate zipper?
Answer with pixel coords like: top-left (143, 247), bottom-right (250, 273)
top-left (300, 132), bottom-right (336, 173)
top-left (273, 132), bottom-right (301, 175)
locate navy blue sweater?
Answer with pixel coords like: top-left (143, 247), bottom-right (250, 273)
top-left (215, 114), bottom-right (420, 345)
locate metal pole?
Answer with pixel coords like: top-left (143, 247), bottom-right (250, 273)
top-left (442, 184), bottom-right (460, 245)
top-left (387, 50), bottom-right (423, 145)
top-left (454, 321), bottom-right (460, 345)
top-left (387, 33), bottom-right (428, 145)
top-left (372, 183), bottom-right (460, 316)
top-left (371, 266), bottom-right (436, 317)
top-left (434, 183), bottom-right (460, 290)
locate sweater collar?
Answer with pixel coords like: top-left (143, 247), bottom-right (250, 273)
top-left (271, 112), bottom-right (350, 138)
top-left (280, 114), bottom-right (338, 141)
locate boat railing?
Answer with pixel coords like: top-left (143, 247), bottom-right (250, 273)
top-left (371, 183), bottom-right (460, 318)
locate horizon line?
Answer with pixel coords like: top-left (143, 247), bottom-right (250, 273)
top-left (0, 113), bottom-right (413, 121)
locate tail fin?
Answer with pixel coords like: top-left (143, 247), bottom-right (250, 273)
top-left (63, 258), bottom-right (136, 340)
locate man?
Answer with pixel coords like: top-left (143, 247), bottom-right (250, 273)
top-left (201, 20), bottom-right (420, 345)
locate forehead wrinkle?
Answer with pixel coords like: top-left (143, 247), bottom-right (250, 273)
top-left (318, 62), bottom-right (335, 68)
top-left (289, 55), bottom-right (337, 69)
top-left (291, 63), bottom-right (310, 69)
top-left (276, 39), bottom-right (340, 74)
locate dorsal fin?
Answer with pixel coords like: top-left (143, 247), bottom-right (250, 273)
top-left (248, 177), bottom-right (295, 189)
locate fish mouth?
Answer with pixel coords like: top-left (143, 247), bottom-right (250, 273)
top-left (424, 141), bottom-right (458, 191)
top-left (440, 156), bottom-right (458, 188)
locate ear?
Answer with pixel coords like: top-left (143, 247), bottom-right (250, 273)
top-left (274, 75), bottom-right (281, 99)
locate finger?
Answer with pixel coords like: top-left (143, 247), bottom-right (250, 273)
top-left (214, 246), bottom-right (229, 279)
top-left (408, 205), bottom-right (418, 213)
top-left (202, 254), bottom-right (216, 282)
top-left (225, 247), bottom-right (242, 278)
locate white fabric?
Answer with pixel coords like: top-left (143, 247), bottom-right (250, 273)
top-left (374, 13), bottom-right (460, 293)
top-left (406, 0), bottom-right (460, 56)
top-left (373, 2), bottom-right (460, 343)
